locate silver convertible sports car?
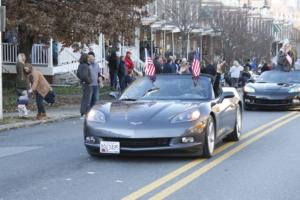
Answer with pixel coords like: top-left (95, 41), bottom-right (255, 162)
top-left (84, 74), bottom-right (242, 158)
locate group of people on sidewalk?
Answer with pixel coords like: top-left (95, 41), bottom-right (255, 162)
top-left (108, 51), bottom-right (136, 92)
top-left (77, 52), bottom-right (104, 118)
top-left (15, 54), bottom-right (55, 120)
top-left (13, 40), bottom-right (298, 120)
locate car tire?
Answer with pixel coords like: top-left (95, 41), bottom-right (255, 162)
top-left (202, 115), bottom-right (216, 158)
top-left (227, 106), bottom-right (242, 141)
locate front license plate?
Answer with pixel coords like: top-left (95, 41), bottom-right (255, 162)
top-left (100, 141), bottom-right (120, 154)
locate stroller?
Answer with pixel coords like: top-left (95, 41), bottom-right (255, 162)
top-left (17, 90), bottom-right (29, 117)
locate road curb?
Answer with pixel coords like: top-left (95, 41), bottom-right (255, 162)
top-left (0, 114), bottom-right (80, 133)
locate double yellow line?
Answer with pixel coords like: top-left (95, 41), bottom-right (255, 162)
top-left (123, 112), bottom-right (300, 200)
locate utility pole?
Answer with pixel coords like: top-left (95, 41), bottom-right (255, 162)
top-left (0, 0), bottom-right (4, 120)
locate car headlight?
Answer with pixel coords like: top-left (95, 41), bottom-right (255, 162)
top-left (244, 85), bottom-right (255, 93)
top-left (87, 109), bottom-right (106, 123)
top-left (171, 109), bottom-right (201, 123)
top-left (288, 87), bottom-right (300, 93)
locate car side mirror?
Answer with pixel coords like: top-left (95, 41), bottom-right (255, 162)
top-left (109, 91), bottom-right (120, 100)
top-left (248, 79), bottom-right (255, 83)
top-left (218, 91), bottom-right (235, 103)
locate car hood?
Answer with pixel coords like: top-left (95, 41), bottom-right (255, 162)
top-left (249, 83), bottom-right (298, 94)
top-left (96, 101), bottom-right (206, 124)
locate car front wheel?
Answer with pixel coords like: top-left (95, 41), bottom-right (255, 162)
top-left (203, 115), bottom-right (215, 158)
top-left (227, 106), bottom-right (242, 141)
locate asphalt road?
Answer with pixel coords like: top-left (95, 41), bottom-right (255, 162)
top-left (0, 111), bottom-right (300, 200)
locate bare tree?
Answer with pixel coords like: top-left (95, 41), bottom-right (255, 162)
top-left (6, 0), bottom-right (153, 58)
top-left (158, 0), bottom-right (204, 57)
top-left (213, 7), bottom-right (274, 64)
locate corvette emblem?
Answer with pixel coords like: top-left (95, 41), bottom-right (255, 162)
top-left (130, 121), bottom-right (143, 126)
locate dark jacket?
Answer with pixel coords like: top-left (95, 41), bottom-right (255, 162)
top-left (213, 73), bottom-right (222, 97)
top-left (202, 64), bottom-right (217, 76)
top-left (153, 59), bottom-right (163, 74)
top-left (108, 54), bottom-right (119, 73)
top-left (118, 59), bottom-right (126, 77)
top-left (77, 62), bottom-right (92, 84)
top-left (261, 64), bottom-right (271, 73)
top-left (162, 63), bottom-right (173, 73)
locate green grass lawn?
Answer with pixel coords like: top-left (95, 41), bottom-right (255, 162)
top-left (3, 86), bottom-right (112, 113)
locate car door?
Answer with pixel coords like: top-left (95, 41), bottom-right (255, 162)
top-left (212, 92), bottom-right (236, 137)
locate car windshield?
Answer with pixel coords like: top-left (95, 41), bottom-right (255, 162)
top-left (257, 71), bottom-right (300, 84)
top-left (119, 75), bottom-right (213, 101)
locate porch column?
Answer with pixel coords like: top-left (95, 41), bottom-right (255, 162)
top-left (172, 31), bottom-right (175, 57)
top-left (200, 34), bottom-right (203, 61)
top-left (151, 27), bottom-right (153, 58)
top-left (48, 38), bottom-right (53, 68)
top-left (187, 33), bottom-right (190, 59)
top-left (102, 34), bottom-right (106, 74)
top-left (135, 27), bottom-right (140, 60)
top-left (99, 33), bottom-right (103, 66)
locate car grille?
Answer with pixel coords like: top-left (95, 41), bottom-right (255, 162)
top-left (102, 138), bottom-right (171, 148)
top-left (255, 99), bottom-right (290, 105)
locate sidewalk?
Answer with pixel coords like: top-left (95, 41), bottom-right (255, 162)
top-left (0, 105), bottom-right (81, 132)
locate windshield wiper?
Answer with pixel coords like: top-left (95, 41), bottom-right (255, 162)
top-left (142, 87), bottom-right (160, 97)
top-left (120, 98), bottom-right (137, 101)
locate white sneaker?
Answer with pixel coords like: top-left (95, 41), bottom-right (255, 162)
top-left (80, 115), bottom-right (85, 120)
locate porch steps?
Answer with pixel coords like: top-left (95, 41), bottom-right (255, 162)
top-left (52, 72), bottom-right (79, 86)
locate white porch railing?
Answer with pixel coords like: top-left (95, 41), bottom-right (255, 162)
top-left (2, 43), bottom-right (18, 64)
top-left (2, 43), bottom-right (49, 65)
top-left (31, 44), bottom-right (49, 65)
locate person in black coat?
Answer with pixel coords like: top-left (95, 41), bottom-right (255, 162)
top-left (77, 53), bottom-right (92, 117)
top-left (153, 56), bottom-right (163, 74)
top-left (108, 51), bottom-right (118, 90)
top-left (202, 60), bottom-right (217, 77)
top-left (118, 56), bottom-right (126, 92)
top-left (163, 58), bottom-right (176, 73)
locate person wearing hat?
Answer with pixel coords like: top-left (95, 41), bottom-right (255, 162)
top-left (88, 51), bottom-right (102, 108)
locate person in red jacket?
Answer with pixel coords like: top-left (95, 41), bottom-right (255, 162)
top-left (124, 51), bottom-right (136, 88)
top-left (124, 51), bottom-right (134, 74)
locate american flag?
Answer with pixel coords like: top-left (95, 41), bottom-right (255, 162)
top-left (191, 49), bottom-right (201, 78)
top-left (145, 49), bottom-right (156, 77)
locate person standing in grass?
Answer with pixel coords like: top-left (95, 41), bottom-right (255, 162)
top-left (77, 53), bottom-right (92, 118)
top-left (16, 53), bottom-right (28, 94)
top-left (88, 51), bottom-right (101, 108)
top-left (118, 56), bottom-right (126, 92)
top-left (108, 51), bottom-right (118, 90)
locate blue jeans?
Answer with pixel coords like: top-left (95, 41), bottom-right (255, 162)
top-left (110, 71), bottom-right (117, 89)
top-left (36, 92), bottom-right (45, 113)
top-left (90, 85), bottom-right (99, 108)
